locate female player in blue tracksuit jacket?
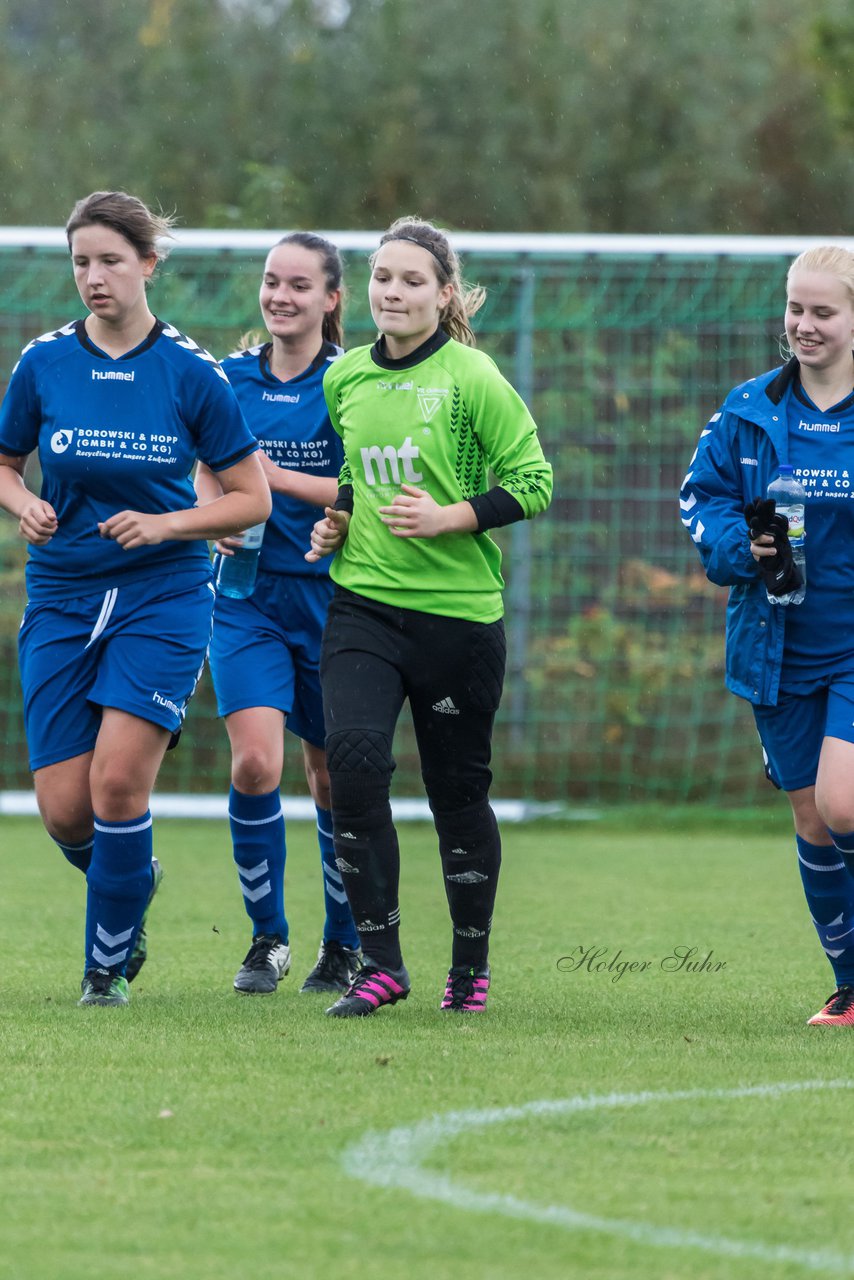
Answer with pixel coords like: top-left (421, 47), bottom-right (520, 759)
top-left (0, 191), bottom-right (270, 1007)
top-left (195, 233), bottom-right (360, 999)
top-left (681, 244), bottom-right (854, 1027)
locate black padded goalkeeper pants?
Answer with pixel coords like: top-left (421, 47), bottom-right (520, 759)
top-left (320, 586), bottom-right (506, 970)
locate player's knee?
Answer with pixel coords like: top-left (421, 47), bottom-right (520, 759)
top-left (430, 796), bottom-right (497, 852)
top-left (813, 779), bottom-right (854, 836)
top-left (818, 800), bottom-right (854, 839)
top-left (326, 729), bottom-right (393, 778)
top-left (231, 742), bottom-right (281, 794)
top-left (42, 812), bottom-right (94, 847)
top-left (797, 813), bottom-right (835, 845)
top-left (326, 729), bottom-right (394, 825)
top-left (422, 767), bottom-right (491, 817)
top-left (36, 786), bottom-right (94, 847)
top-left (89, 767), bottom-right (150, 821)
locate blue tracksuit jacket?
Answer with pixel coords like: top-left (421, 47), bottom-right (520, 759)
top-left (679, 358), bottom-right (805, 707)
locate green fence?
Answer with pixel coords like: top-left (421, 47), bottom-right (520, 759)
top-left (0, 232), bottom-right (822, 806)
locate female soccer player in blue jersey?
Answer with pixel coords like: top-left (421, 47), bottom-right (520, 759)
top-left (0, 191), bottom-right (270, 1007)
top-left (307, 217), bottom-right (552, 1019)
top-left (681, 244), bottom-right (854, 1027)
top-left (195, 234), bottom-right (360, 997)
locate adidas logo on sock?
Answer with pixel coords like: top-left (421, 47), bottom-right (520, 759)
top-left (432, 696), bottom-right (460, 715)
top-left (358, 919), bottom-right (386, 932)
top-left (338, 831), bottom-right (357, 840)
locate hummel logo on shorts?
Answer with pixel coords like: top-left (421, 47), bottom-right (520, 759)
top-left (432, 697), bottom-right (460, 715)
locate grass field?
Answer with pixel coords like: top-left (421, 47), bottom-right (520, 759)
top-left (1, 809), bottom-right (853, 1280)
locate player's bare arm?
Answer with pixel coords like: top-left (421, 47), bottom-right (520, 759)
top-left (101, 451), bottom-right (271, 549)
top-left (0, 452), bottom-right (58, 545)
top-left (256, 447), bottom-right (338, 510)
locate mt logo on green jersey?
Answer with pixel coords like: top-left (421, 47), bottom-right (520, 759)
top-left (360, 436), bottom-right (424, 486)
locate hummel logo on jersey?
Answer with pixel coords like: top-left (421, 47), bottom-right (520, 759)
top-left (446, 869), bottom-right (488, 884)
top-left (360, 437), bottom-right (423, 486)
top-left (335, 856), bottom-right (359, 873)
top-left (92, 368), bottom-right (134, 382)
top-left (262, 391), bottom-right (299, 404)
top-left (433, 697), bottom-right (460, 715)
top-left (798, 418), bottom-right (840, 433)
top-left (152, 691), bottom-right (181, 716)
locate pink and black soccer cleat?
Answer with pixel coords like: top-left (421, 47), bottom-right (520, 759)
top-left (440, 965), bottom-right (490, 1012)
top-left (325, 964), bottom-right (410, 1018)
top-left (807, 985), bottom-right (854, 1026)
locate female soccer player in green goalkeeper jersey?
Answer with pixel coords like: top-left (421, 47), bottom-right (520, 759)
top-left (307, 216), bottom-right (553, 1020)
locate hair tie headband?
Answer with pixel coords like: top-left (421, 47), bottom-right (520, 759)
top-left (383, 234), bottom-right (449, 273)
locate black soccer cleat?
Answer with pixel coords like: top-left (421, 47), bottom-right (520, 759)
top-left (299, 939), bottom-right (362, 993)
top-left (233, 934), bottom-right (291, 994)
top-left (325, 964), bottom-right (410, 1018)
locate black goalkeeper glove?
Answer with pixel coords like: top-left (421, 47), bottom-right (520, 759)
top-left (743, 498), bottom-right (803, 597)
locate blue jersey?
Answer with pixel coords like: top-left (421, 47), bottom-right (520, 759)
top-left (221, 341), bottom-right (344, 578)
top-left (0, 318), bottom-right (257, 602)
top-left (780, 384), bottom-right (854, 684)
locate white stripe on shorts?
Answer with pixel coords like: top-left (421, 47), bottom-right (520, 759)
top-left (84, 588), bottom-right (118, 650)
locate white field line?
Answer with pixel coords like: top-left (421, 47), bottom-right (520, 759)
top-left (0, 790), bottom-right (573, 823)
top-left (342, 1081), bottom-right (854, 1274)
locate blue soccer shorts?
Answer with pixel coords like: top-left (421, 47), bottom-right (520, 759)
top-left (752, 675), bottom-right (854, 792)
top-left (208, 570), bottom-right (332, 748)
top-left (18, 570), bottom-right (215, 771)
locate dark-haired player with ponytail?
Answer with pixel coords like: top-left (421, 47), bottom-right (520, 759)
top-left (307, 216), bottom-right (552, 1018)
top-left (196, 234), bottom-right (360, 998)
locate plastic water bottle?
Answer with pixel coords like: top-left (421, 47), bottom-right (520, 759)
top-left (215, 522), bottom-right (265, 599)
top-left (766, 465), bottom-right (806, 606)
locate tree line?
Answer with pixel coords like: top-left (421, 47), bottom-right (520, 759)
top-left (0, 0), bottom-right (852, 234)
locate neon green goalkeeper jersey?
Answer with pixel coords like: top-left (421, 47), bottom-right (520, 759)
top-left (323, 332), bottom-right (552, 622)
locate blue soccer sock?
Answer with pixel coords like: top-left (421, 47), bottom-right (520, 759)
top-left (316, 805), bottom-right (359, 949)
top-left (53, 833), bottom-right (94, 874)
top-left (229, 786), bottom-right (288, 941)
top-left (797, 834), bottom-right (854, 987)
top-left (85, 812), bottom-right (155, 975)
